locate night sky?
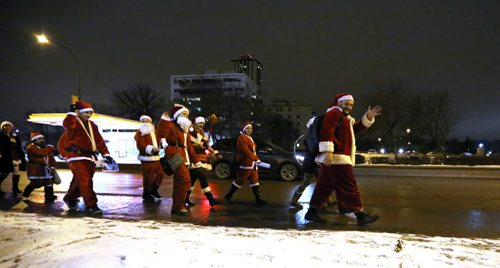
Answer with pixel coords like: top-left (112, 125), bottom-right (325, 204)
top-left (1, 1), bottom-right (499, 140)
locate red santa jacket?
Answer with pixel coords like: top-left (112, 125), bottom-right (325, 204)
top-left (157, 119), bottom-right (199, 166)
top-left (134, 125), bottom-right (161, 162)
top-left (27, 143), bottom-right (56, 179)
top-left (57, 130), bottom-right (69, 159)
top-left (317, 106), bottom-right (374, 166)
top-left (190, 129), bottom-right (218, 164)
top-left (236, 133), bottom-right (260, 169)
top-left (63, 113), bottom-right (110, 162)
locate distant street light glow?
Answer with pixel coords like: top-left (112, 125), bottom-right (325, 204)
top-left (34, 33), bottom-right (82, 97)
top-left (35, 34), bottom-right (50, 44)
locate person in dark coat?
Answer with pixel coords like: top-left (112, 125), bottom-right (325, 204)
top-left (0, 121), bottom-right (26, 195)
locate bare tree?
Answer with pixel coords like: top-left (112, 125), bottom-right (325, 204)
top-left (422, 91), bottom-right (457, 154)
top-left (362, 76), bottom-right (410, 153)
top-left (112, 84), bottom-right (167, 121)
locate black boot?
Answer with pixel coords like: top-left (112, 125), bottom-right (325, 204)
top-left (12, 175), bottom-right (22, 195)
top-left (289, 191), bottom-right (303, 209)
top-left (355, 211), bottom-right (379, 226)
top-left (44, 186), bottom-right (57, 203)
top-left (224, 184), bottom-right (239, 202)
top-left (23, 183), bottom-right (35, 198)
top-left (143, 191), bottom-right (155, 202)
top-left (151, 185), bottom-right (162, 199)
top-left (185, 190), bottom-right (195, 206)
top-left (251, 186), bottom-right (267, 205)
top-left (304, 207), bottom-right (326, 223)
top-left (205, 191), bottom-right (220, 207)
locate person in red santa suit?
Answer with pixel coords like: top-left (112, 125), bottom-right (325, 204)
top-left (134, 115), bottom-right (164, 202)
top-left (22, 132), bottom-right (58, 203)
top-left (156, 104), bottom-right (201, 215)
top-left (304, 93), bottom-right (382, 225)
top-left (185, 116), bottom-right (221, 207)
top-left (224, 122), bottom-right (267, 205)
top-left (0, 121), bottom-right (26, 195)
top-left (62, 101), bottom-right (114, 214)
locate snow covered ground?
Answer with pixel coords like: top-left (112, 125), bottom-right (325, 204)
top-left (0, 211), bottom-right (498, 267)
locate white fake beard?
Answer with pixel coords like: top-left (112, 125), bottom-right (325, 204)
top-left (176, 116), bottom-right (192, 133)
top-left (139, 123), bottom-right (155, 136)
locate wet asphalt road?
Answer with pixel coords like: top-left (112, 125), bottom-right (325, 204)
top-left (1, 168), bottom-right (499, 239)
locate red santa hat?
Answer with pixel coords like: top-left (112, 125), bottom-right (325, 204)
top-left (76, 101), bottom-right (94, 113)
top-left (1, 121), bottom-right (14, 129)
top-left (194, 116), bottom-right (205, 124)
top-left (241, 121), bottom-right (252, 132)
top-left (334, 93), bottom-right (354, 105)
top-left (170, 104), bottom-right (189, 120)
top-left (139, 115), bottom-right (152, 122)
top-left (30, 132), bottom-right (44, 141)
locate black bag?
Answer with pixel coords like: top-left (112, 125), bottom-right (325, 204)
top-left (304, 114), bottom-right (342, 158)
top-left (304, 114), bottom-right (325, 157)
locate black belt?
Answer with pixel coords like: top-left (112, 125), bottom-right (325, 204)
top-left (66, 147), bottom-right (98, 155)
top-left (168, 144), bottom-right (186, 148)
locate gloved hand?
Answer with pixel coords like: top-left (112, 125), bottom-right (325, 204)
top-left (104, 156), bottom-right (114, 164)
top-left (69, 104), bottom-right (77, 113)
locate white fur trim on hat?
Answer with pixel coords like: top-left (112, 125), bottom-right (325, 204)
top-left (195, 117), bottom-right (205, 124)
top-left (1, 121), bottom-right (13, 128)
top-left (31, 134), bottom-right (44, 141)
top-left (242, 123), bottom-right (252, 132)
top-left (173, 107), bottom-right (189, 120)
top-left (140, 115), bottom-right (152, 122)
top-left (338, 95), bottom-right (354, 102)
top-left (79, 108), bottom-right (94, 113)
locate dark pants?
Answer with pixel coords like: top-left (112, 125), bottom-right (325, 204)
top-left (189, 168), bottom-right (210, 190)
top-left (23, 179), bottom-right (53, 197)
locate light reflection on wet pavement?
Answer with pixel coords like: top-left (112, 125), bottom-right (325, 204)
top-left (1, 169), bottom-right (499, 238)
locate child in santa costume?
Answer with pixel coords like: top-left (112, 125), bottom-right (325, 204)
top-left (22, 132), bottom-right (57, 203)
top-left (304, 93), bottom-right (382, 225)
top-left (62, 101), bottom-right (114, 214)
top-left (156, 104), bottom-right (201, 215)
top-left (185, 116), bottom-right (221, 207)
top-left (224, 121), bottom-right (267, 205)
top-left (134, 115), bottom-right (164, 202)
top-left (0, 121), bottom-right (26, 195)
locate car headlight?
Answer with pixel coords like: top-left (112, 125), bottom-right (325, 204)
top-left (294, 154), bottom-right (304, 163)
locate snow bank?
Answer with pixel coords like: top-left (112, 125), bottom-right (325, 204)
top-left (0, 212), bottom-right (498, 267)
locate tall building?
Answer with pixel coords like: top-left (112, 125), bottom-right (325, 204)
top-left (231, 53), bottom-right (263, 100)
top-left (267, 100), bottom-right (313, 132)
top-left (170, 71), bottom-right (257, 101)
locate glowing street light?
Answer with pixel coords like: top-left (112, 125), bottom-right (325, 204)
top-left (35, 34), bottom-right (82, 98)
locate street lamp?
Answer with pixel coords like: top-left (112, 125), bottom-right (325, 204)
top-left (35, 34), bottom-right (82, 98)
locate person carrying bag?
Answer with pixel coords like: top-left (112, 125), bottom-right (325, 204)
top-left (156, 104), bottom-right (202, 215)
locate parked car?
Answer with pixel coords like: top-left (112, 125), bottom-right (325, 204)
top-left (210, 137), bottom-right (302, 181)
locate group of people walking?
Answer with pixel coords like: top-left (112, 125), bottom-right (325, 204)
top-left (0, 92), bottom-right (382, 226)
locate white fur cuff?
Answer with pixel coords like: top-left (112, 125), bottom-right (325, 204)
top-left (362, 114), bottom-right (375, 128)
top-left (145, 145), bottom-right (154, 155)
top-left (318, 141), bottom-right (334, 153)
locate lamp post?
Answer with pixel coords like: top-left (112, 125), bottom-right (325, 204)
top-left (35, 34), bottom-right (82, 98)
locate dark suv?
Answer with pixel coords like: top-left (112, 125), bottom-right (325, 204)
top-left (210, 137), bottom-right (302, 181)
